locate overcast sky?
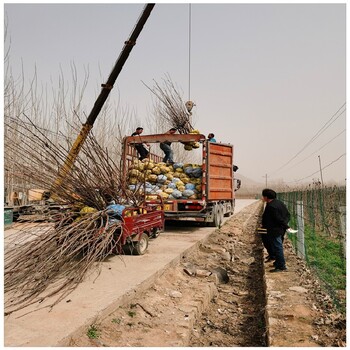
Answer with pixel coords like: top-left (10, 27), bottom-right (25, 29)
top-left (4, 2), bottom-right (346, 185)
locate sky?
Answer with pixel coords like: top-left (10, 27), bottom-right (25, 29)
top-left (3, 2), bottom-right (346, 186)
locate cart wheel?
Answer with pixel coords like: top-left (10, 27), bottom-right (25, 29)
top-left (133, 233), bottom-right (149, 255)
top-left (150, 228), bottom-right (160, 239)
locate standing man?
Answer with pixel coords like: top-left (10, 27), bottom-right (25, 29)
top-left (261, 188), bottom-right (292, 272)
top-left (160, 128), bottom-right (177, 164)
top-left (131, 127), bottom-right (149, 161)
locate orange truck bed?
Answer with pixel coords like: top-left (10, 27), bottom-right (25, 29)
top-left (122, 133), bottom-right (235, 227)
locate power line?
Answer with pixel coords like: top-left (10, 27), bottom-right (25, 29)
top-left (274, 129), bottom-right (345, 175)
top-left (269, 103), bottom-right (346, 176)
top-left (288, 153), bottom-right (346, 183)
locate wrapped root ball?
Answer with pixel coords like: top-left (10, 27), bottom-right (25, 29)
top-left (173, 162), bottom-right (184, 170)
top-left (129, 185), bottom-right (136, 191)
top-left (145, 161), bottom-right (155, 170)
top-left (166, 173), bottom-right (174, 181)
top-left (185, 183), bottom-right (196, 191)
top-left (165, 188), bottom-right (174, 194)
top-left (80, 206), bottom-right (97, 214)
top-left (189, 194), bottom-right (198, 199)
top-left (180, 175), bottom-right (190, 184)
top-left (189, 129), bottom-right (200, 134)
top-left (192, 142), bottom-right (200, 149)
top-left (152, 166), bottom-right (161, 175)
top-left (172, 177), bottom-right (181, 183)
top-left (192, 168), bottom-right (202, 178)
top-left (194, 178), bottom-right (202, 185)
top-left (184, 144), bottom-right (193, 151)
top-left (129, 177), bottom-right (139, 185)
top-left (196, 184), bottom-right (202, 192)
top-left (168, 165), bottom-right (174, 172)
top-left (172, 190), bottom-right (182, 199)
top-left (146, 195), bottom-right (158, 200)
top-left (157, 174), bottom-right (167, 183)
top-left (160, 192), bottom-right (169, 199)
top-left (175, 180), bottom-right (184, 188)
top-left (129, 169), bottom-right (140, 177)
top-left (145, 186), bottom-right (157, 194)
top-left (157, 162), bottom-right (166, 167)
top-left (182, 189), bottom-right (194, 197)
top-left (178, 185), bottom-right (186, 192)
top-left (175, 168), bottom-right (184, 175)
top-left (184, 166), bottom-right (193, 176)
top-left (167, 182), bottom-right (177, 189)
top-left (160, 166), bottom-right (170, 174)
top-left (147, 174), bottom-right (157, 183)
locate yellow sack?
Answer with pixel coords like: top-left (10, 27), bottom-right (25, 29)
top-left (80, 206), bottom-right (97, 214)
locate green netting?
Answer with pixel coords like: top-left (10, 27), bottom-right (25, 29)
top-left (277, 186), bottom-right (346, 312)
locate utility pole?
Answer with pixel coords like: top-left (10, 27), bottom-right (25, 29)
top-left (318, 155), bottom-right (324, 188)
top-left (262, 174), bottom-right (267, 187)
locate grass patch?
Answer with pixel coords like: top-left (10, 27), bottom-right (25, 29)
top-left (127, 310), bottom-right (136, 318)
top-left (303, 225), bottom-right (346, 290)
top-left (87, 325), bottom-right (100, 339)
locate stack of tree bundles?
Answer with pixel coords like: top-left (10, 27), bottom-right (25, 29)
top-left (127, 160), bottom-right (203, 200)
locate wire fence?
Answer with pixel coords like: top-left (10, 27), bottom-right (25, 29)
top-left (277, 186), bottom-right (346, 312)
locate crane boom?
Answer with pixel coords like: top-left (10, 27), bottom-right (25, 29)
top-left (52, 3), bottom-right (155, 193)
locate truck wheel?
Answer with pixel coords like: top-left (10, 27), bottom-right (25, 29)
top-left (133, 233), bottom-right (149, 255)
top-left (218, 205), bottom-right (224, 227)
top-left (209, 205), bottom-right (223, 228)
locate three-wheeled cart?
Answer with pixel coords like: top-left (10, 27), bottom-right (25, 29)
top-left (116, 201), bottom-right (164, 255)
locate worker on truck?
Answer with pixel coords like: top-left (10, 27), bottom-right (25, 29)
top-left (160, 128), bottom-right (177, 164)
top-left (131, 127), bottom-right (149, 160)
top-left (207, 133), bottom-right (216, 142)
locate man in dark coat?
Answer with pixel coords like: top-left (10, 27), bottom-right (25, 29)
top-left (261, 188), bottom-right (291, 272)
top-left (131, 127), bottom-right (149, 160)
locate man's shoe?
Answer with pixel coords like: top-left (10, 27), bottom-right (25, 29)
top-left (269, 267), bottom-right (288, 273)
top-left (286, 228), bottom-right (298, 234)
top-left (265, 257), bottom-right (275, 262)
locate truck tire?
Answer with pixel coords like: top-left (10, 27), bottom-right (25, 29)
top-left (218, 204), bottom-right (224, 227)
top-left (208, 205), bottom-right (223, 228)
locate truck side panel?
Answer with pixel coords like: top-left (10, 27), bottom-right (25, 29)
top-left (206, 142), bottom-right (234, 201)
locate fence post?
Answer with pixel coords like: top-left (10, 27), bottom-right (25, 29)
top-left (339, 206), bottom-right (346, 259)
top-left (296, 201), bottom-right (306, 259)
